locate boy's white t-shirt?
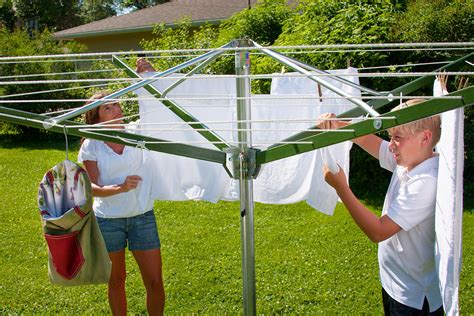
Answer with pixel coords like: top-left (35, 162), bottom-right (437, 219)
top-left (378, 141), bottom-right (442, 311)
top-left (78, 139), bottom-right (155, 218)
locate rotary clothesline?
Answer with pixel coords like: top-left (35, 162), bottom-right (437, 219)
top-left (1, 41), bottom-right (473, 316)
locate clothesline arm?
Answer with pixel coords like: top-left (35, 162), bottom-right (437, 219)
top-left (275, 52), bottom-right (474, 145)
top-left (257, 86), bottom-right (474, 165)
top-left (0, 106), bottom-right (227, 165)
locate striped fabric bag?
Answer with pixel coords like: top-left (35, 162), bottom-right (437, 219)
top-left (38, 160), bottom-right (111, 286)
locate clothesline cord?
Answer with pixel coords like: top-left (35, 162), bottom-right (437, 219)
top-left (64, 116), bottom-right (396, 129)
top-left (0, 95), bottom-right (462, 104)
top-left (2, 71), bottom-right (472, 85)
top-left (0, 42), bottom-right (472, 61)
top-left (0, 81), bottom-right (126, 99)
top-left (79, 127), bottom-right (356, 133)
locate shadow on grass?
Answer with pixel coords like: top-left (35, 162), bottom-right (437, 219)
top-left (0, 132), bottom-right (81, 151)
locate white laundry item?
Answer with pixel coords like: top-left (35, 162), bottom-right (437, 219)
top-left (136, 69), bottom-right (358, 215)
top-left (434, 78), bottom-right (463, 316)
top-left (137, 74), bottom-right (234, 203)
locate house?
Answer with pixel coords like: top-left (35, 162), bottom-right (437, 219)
top-left (53, 0), bottom-right (259, 52)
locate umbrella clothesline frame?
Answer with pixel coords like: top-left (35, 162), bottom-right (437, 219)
top-left (0, 40), bottom-right (473, 316)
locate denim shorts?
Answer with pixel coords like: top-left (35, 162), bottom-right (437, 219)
top-left (96, 210), bottom-right (161, 253)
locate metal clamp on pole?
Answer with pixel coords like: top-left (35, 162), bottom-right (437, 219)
top-left (224, 147), bottom-right (262, 180)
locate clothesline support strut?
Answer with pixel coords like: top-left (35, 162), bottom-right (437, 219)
top-left (112, 54), bottom-right (231, 151)
top-left (42, 40), bottom-right (239, 131)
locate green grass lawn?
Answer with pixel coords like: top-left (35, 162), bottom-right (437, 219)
top-left (0, 138), bottom-right (472, 314)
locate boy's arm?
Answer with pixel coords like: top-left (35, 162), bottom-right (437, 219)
top-left (324, 165), bottom-right (401, 242)
top-left (317, 113), bottom-right (383, 159)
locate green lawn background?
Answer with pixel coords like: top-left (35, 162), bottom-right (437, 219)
top-left (0, 141), bottom-right (472, 314)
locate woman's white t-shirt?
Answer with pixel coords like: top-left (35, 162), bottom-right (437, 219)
top-left (378, 140), bottom-right (442, 311)
top-left (78, 139), bottom-right (156, 218)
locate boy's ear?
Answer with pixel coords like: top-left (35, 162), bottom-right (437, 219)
top-left (421, 129), bottom-right (433, 146)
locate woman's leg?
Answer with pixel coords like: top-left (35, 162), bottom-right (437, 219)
top-left (132, 248), bottom-right (165, 316)
top-left (108, 250), bottom-right (127, 316)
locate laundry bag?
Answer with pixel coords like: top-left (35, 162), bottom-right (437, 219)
top-left (38, 160), bottom-right (111, 286)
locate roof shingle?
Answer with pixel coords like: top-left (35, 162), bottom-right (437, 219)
top-left (55, 0), bottom-right (258, 39)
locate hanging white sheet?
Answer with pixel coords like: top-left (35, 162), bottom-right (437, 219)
top-left (434, 78), bottom-right (463, 316)
top-left (136, 68), bottom-right (359, 215)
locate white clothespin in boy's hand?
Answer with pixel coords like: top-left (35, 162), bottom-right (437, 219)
top-left (322, 147), bottom-right (340, 174)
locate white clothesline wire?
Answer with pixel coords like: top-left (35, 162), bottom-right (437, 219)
top-left (65, 116), bottom-right (396, 129)
top-left (79, 127), bottom-right (356, 133)
top-left (0, 68), bottom-right (119, 80)
top-left (0, 95), bottom-right (462, 104)
top-left (0, 55), bottom-right (466, 82)
top-left (0, 59), bottom-right (455, 79)
top-left (1, 71), bottom-right (472, 85)
top-left (0, 42), bottom-right (472, 61)
top-left (0, 113), bottom-right (322, 146)
top-left (0, 81), bottom-right (128, 99)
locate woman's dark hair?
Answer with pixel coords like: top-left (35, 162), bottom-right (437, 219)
top-left (81, 91), bottom-right (110, 144)
top-left (84, 91), bottom-right (110, 125)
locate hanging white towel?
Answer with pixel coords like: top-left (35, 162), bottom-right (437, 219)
top-left (434, 78), bottom-right (463, 316)
top-left (136, 69), bottom-right (358, 215)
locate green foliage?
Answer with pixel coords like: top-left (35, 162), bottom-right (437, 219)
top-left (0, 143), bottom-right (472, 313)
top-left (0, 28), bottom-right (87, 113)
top-left (390, 0), bottom-right (474, 44)
top-left (140, 19), bottom-right (219, 71)
top-left (12, 0), bottom-right (82, 31)
top-left (276, 0), bottom-right (397, 70)
top-left (0, 27), bottom-right (89, 135)
top-left (119, 0), bottom-right (168, 11)
top-left (0, 0), bottom-right (15, 30)
top-left (79, 0), bottom-right (116, 24)
top-left (216, 0), bottom-right (292, 46)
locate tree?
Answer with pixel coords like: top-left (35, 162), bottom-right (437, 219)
top-left (118, 0), bottom-right (168, 12)
top-left (0, 28), bottom-right (87, 113)
top-left (12, 0), bottom-right (82, 31)
top-left (0, 0), bottom-right (15, 30)
top-left (79, 0), bottom-right (117, 24)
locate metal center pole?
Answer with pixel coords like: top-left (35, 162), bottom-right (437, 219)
top-left (235, 43), bottom-right (256, 316)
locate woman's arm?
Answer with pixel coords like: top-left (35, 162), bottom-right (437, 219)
top-left (83, 160), bottom-right (142, 197)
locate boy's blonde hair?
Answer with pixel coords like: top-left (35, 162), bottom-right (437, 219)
top-left (389, 99), bottom-right (441, 147)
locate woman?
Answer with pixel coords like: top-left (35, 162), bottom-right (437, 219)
top-left (78, 82), bottom-right (165, 315)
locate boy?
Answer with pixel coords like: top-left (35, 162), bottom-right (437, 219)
top-left (318, 101), bottom-right (443, 315)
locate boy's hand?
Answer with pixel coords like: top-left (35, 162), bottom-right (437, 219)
top-left (323, 164), bottom-right (347, 192)
top-left (136, 58), bottom-right (155, 74)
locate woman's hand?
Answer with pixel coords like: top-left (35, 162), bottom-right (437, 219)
top-left (136, 58), bottom-right (155, 73)
top-left (316, 113), bottom-right (346, 130)
top-left (120, 175), bottom-right (142, 192)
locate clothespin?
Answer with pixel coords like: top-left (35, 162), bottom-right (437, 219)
top-left (317, 84), bottom-right (323, 103)
top-left (280, 66), bottom-right (286, 74)
top-left (136, 140), bottom-right (147, 150)
top-left (456, 76), bottom-right (469, 90)
top-left (346, 58), bottom-right (351, 68)
top-left (63, 125), bottom-right (69, 161)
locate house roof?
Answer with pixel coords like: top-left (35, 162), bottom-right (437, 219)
top-left (54, 0), bottom-right (259, 39)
